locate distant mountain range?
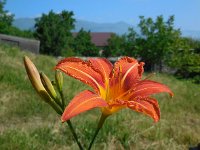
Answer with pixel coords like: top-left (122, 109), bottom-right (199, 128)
top-left (13, 18), bottom-right (200, 39)
top-left (12, 18), bottom-right (134, 35)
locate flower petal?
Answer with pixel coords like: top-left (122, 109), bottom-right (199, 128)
top-left (127, 97), bottom-right (160, 122)
top-left (89, 58), bottom-right (113, 83)
top-left (55, 57), bottom-right (104, 93)
top-left (108, 57), bottom-right (144, 100)
top-left (61, 90), bottom-right (108, 122)
top-left (110, 57), bottom-right (144, 90)
top-left (131, 80), bottom-right (173, 98)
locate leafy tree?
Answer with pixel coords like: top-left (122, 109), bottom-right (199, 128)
top-left (34, 10), bottom-right (75, 56)
top-left (0, 0), bottom-right (14, 33)
top-left (182, 37), bottom-right (200, 54)
top-left (138, 15), bottom-right (181, 71)
top-left (105, 33), bottom-right (126, 57)
top-left (0, 0), bottom-right (34, 38)
top-left (73, 28), bottom-right (99, 56)
top-left (125, 28), bottom-right (140, 57)
top-left (105, 28), bottom-right (139, 57)
top-left (169, 38), bottom-right (200, 83)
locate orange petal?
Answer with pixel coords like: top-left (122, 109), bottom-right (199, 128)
top-left (108, 57), bottom-right (144, 99)
top-left (123, 62), bottom-right (145, 90)
top-left (55, 57), bottom-right (104, 93)
top-left (127, 97), bottom-right (160, 122)
top-left (61, 90), bottom-right (108, 122)
top-left (131, 80), bottom-right (173, 98)
top-left (110, 57), bottom-right (144, 89)
top-left (89, 58), bottom-right (113, 83)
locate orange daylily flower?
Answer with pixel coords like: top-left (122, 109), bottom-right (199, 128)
top-left (55, 57), bottom-right (173, 122)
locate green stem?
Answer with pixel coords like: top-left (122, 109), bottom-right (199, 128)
top-left (59, 91), bottom-right (65, 110)
top-left (54, 97), bottom-right (63, 108)
top-left (47, 99), bottom-right (63, 116)
top-left (66, 120), bottom-right (84, 150)
top-left (59, 91), bottom-right (83, 150)
top-left (87, 114), bottom-right (108, 150)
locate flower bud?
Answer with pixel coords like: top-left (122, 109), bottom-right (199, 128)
top-left (24, 56), bottom-right (46, 96)
top-left (55, 70), bottom-right (63, 92)
top-left (40, 72), bottom-right (57, 100)
top-left (23, 56), bottom-right (62, 115)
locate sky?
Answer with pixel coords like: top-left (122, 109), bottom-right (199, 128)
top-left (4, 0), bottom-right (200, 31)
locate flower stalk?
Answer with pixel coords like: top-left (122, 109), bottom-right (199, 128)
top-left (66, 120), bottom-right (84, 150)
top-left (88, 114), bottom-right (108, 150)
top-left (58, 89), bottom-right (83, 150)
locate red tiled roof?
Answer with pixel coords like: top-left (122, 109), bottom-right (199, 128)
top-left (72, 32), bottom-right (113, 47)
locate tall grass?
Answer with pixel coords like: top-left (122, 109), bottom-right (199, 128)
top-left (0, 44), bottom-right (200, 150)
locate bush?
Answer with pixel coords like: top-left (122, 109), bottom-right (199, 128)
top-left (1, 26), bottom-right (34, 38)
top-left (170, 51), bottom-right (200, 83)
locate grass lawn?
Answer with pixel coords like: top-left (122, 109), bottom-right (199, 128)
top-left (0, 44), bottom-right (200, 150)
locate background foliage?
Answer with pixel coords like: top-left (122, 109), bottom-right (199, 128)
top-left (72, 28), bottom-right (99, 56)
top-left (34, 10), bottom-right (75, 56)
top-left (0, 0), bottom-right (33, 38)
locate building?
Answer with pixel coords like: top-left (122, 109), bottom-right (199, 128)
top-left (72, 32), bottom-right (113, 56)
top-left (90, 32), bottom-right (113, 47)
top-left (72, 32), bottom-right (113, 47)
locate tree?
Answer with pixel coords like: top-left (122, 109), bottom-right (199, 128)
top-left (182, 37), bottom-right (200, 54)
top-left (105, 28), bottom-right (139, 57)
top-left (125, 28), bottom-right (139, 57)
top-left (105, 33), bottom-right (126, 57)
top-left (138, 15), bottom-right (181, 71)
top-left (34, 10), bottom-right (75, 56)
top-left (73, 28), bottom-right (99, 56)
top-left (168, 37), bottom-right (200, 83)
top-left (0, 0), bottom-right (34, 38)
top-left (0, 0), bottom-right (14, 33)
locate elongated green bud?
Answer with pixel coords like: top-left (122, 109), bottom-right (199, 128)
top-left (40, 72), bottom-right (57, 100)
top-left (55, 70), bottom-right (63, 92)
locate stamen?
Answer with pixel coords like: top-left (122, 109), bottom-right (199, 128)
top-left (118, 65), bottom-right (122, 89)
top-left (116, 87), bottom-right (135, 100)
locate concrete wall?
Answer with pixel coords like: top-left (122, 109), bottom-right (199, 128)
top-left (0, 34), bottom-right (40, 54)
